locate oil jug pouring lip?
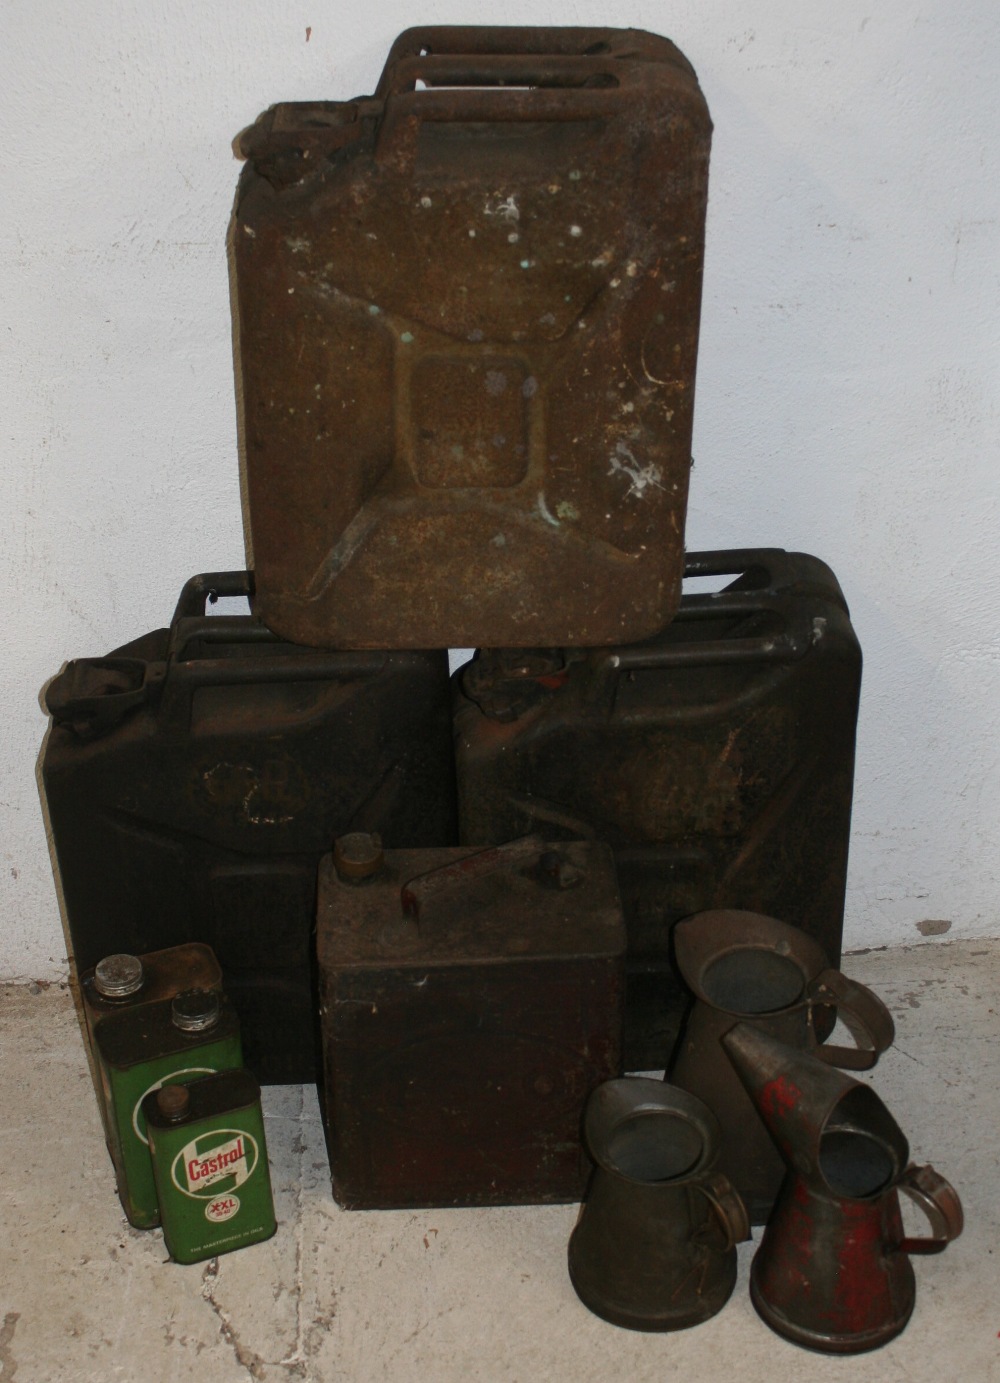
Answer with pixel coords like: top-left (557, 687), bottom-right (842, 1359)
top-left (583, 1078), bottom-right (722, 1185)
top-left (674, 910), bottom-right (832, 1014)
top-left (674, 910), bottom-right (895, 1069)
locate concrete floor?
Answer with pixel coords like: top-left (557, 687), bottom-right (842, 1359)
top-left (0, 939), bottom-right (996, 1382)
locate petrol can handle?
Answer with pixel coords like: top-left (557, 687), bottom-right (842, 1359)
top-left (400, 836), bottom-right (547, 920)
top-left (807, 969), bottom-right (896, 1071)
top-left (898, 1164), bottom-right (964, 1254)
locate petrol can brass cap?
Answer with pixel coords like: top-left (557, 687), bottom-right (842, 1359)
top-left (171, 988), bottom-right (221, 1033)
top-left (94, 953), bottom-right (144, 998)
top-left (334, 832), bottom-right (384, 881)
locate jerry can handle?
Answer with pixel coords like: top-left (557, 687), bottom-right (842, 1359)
top-left (381, 27), bottom-right (645, 70)
top-left (383, 52), bottom-right (623, 96)
top-left (583, 622), bottom-right (807, 714)
top-left (171, 571), bottom-right (252, 624)
top-left (375, 54), bottom-right (622, 166)
top-left (377, 28), bottom-right (695, 95)
top-left (699, 1172), bottom-right (750, 1251)
top-left (807, 969), bottom-right (896, 1070)
top-left (898, 1163), bottom-right (964, 1254)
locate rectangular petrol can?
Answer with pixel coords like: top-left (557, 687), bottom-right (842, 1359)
top-left (41, 571), bottom-right (457, 1083)
top-left (453, 549), bottom-right (862, 1070)
top-left (316, 835), bottom-right (625, 1207)
top-left (232, 26), bottom-right (711, 649)
top-left (144, 1069), bottom-right (276, 1264)
top-left (94, 989), bottom-right (242, 1228)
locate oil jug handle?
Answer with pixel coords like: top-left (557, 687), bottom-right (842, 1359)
top-left (898, 1163), bottom-right (964, 1254)
top-left (807, 969), bottom-right (895, 1071)
top-left (698, 1172), bottom-right (750, 1252)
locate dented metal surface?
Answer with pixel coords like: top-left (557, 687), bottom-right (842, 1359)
top-left (316, 836), bottom-right (626, 1208)
top-left (453, 548), bottom-right (863, 1069)
top-left (233, 26), bottom-right (711, 648)
top-left (41, 571), bottom-right (457, 1084)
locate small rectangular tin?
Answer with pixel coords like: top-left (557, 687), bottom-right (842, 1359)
top-left (94, 994), bottom-right (242, 1228)
top-left (454, 549), bottom-right (862, 1070)
top-left (233, 26), bottom-right (711, 648)
top-left (145, 1069), bottom-right (276, 1264)
top-left (317, 837), bottom-right (626, 1208)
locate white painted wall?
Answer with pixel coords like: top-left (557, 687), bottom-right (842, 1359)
top-left (3, 1), bottom-right (998, 978)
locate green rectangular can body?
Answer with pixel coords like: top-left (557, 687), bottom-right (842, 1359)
top-left (94, 995), bottom-right (242, 1228)
top-left (145, 1070), bottom-right (276, 1264)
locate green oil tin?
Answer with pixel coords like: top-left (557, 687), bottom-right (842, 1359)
top-left (93, 989), bottom-right (242, 1228)
top-left (144, 1070), bottom-right (276, 1264)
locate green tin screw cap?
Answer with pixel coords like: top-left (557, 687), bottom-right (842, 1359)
top-left (156, 1084), bottom-right (191, 1121)
top-left (94, 953), bottom-right (144, 998)
top-left (171, 988), bottom-right (221, 1033)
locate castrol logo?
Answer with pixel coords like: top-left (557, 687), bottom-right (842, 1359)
top-left (170, 1129), bottom-right (259, 1200)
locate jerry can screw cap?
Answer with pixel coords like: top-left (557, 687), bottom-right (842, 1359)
top-left (156, 1084), bottom-right (191, 1121)
top-left (334, 832), bottom-right (384, 882)
top-left (171, 988), bottom-right (221, 1033)
top-left (94, 953), bottom-right (144, 998)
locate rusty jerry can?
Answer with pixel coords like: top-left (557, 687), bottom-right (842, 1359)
top-left (316, 834), bottom-right (626, 1208)
top-left (41, 571), bottom-right (457, 1084)
top-left (453, 548), bottom-right (862, 1070)
top-left (232, 26), bottom-right (711, 648)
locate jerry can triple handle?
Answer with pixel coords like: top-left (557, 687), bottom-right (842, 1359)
top-left (383, 53), bottom-right (622, 95)
top-left (699, 1171), bottom-right (751, 1252)
top-left (375, 58), bottom-right (623, 166)
top-left (807, 969), bottom-right (896, 1071)
top-left (898, 1163), bottom-right (964, 1254)
top-left (379, 27), bottom-right (694, 76)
